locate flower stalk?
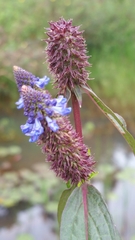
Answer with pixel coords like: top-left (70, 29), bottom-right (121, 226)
top-left (45, 17), bottom-right (92, 106)
top-left (71, 92), bottom-right (83, 139)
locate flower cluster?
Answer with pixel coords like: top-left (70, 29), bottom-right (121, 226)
top-left (45, 18), bottom-right (91, 96)
top-left (13, 66), bottom-right (94, 184)
top-left (13, 66), bottom-right (71, 142)
top-left (13, 18), bottom-right (95, 184)
top-left (14, 66), bottom-right (50, 109)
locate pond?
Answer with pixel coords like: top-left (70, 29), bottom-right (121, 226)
top-left (0, 95), bottom-right (135, 240)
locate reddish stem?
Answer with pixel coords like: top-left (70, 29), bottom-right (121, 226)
top-left (71, 92), bottom-right (83, 138)
top-left (71, 92), bottom-right (88, 240)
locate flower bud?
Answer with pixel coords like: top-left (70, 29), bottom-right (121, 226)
top-left (13, 66), bottom-right (50, 92)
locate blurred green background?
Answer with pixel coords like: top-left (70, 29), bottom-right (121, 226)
top-left (0, 0), bottom-right (135, 239)
top-left (1, 0), bottom-right (135, 110)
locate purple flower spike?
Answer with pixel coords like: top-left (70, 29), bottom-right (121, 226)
top-left (20, 85), bottom-right (71, 133)
top-left (13, 66), bottom-right (49, 92)
top-left (45, 18), bottom-right (91, 95)
top-left (16, 97), bottom-right (24, 109)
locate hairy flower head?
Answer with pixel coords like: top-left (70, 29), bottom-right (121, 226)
top-left (39, 116), bottom-right (95, 184)
top-left (45, 18), bottom-right (91, 101)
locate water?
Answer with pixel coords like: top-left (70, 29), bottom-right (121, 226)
top-left (0, 205), bottom-right (58, 240)
top-left (94, 145), bottom-right (135, 240)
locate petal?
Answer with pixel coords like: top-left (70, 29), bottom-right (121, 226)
top-left (20, 122), bottom-right (33, 134)
top-left (61, 107), bottom-right (72, 115)
top-left (27, 117), bottom-right (35, 124)
top-left (55, 95), bottom-right (67, 106)
top-left (45, 108), bottom-right (53, 116)
top-left (35, 76), bottom-right (50, 88)
top-left (29, 134), bottom-right (39, 142)
top-left (45, 116), bottom-right (59, 132)
top-left (51, 106), bottom-right (71, 116)
top-left (37, 112), bottom-right (44, 121)
top-left (16, 97), bottom-right (24, 109)
top-left (21, 118), bottom-right (44, 142)
top-left (27, 118), bottom-right (44, 136)
top-left (34, 118), bottom-right (44, 132)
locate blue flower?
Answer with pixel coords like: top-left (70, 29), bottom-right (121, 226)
top-left (52, 105), bottom-right (72, 116)
top-left (45, 116), bottom-right (59, 132)
top-left (20, 122), bottom-right (33, 134)
top-left (15, 81), bottom-right (72, 141)
top-left (51, 95), bottom-right (72, 115)
top-left (55, 95), bottom-right (67, 106)
top-left (35, 76), bottom-right (50, 88)
top-left (16, 97), bottom-right (24, 109)
top-left (27, 117), bottom-right (35, 124)
top-left (20, 118), bottom-right (44, 142)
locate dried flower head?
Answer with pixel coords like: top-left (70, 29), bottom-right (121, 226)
top-left (39, 116), bottom-right (95, 184)
top-left (45, 18), bottom-right (91, 97)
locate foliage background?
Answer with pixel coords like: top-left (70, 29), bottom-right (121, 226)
top-left (1, 0), bottom-right (135, 111)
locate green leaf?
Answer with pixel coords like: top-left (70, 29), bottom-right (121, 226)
top-left (65, 87), bottom-right (71, 102)
top-left (74, 85), bottom-right (82, 107)
top-left (60, 185), bottom-right (121, 240)
top-left (83, 85), bottom-right (135, 154)
top-left (57, 185), bottom-right (75, 225)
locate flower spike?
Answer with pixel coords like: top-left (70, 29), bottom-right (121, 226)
top-left (39, 116), bottom-right (95, 184)
top-left (13, 66), bottom-right (50, 92)
top-left (45, 17), bottom-right (92, 105)
top-left (19, 84), bottom-right (71, 142)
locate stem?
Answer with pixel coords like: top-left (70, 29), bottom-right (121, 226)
top-left (71, 92), bottom-right (83, 138)
top-left (71, 92), bottom-right (88, 240)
